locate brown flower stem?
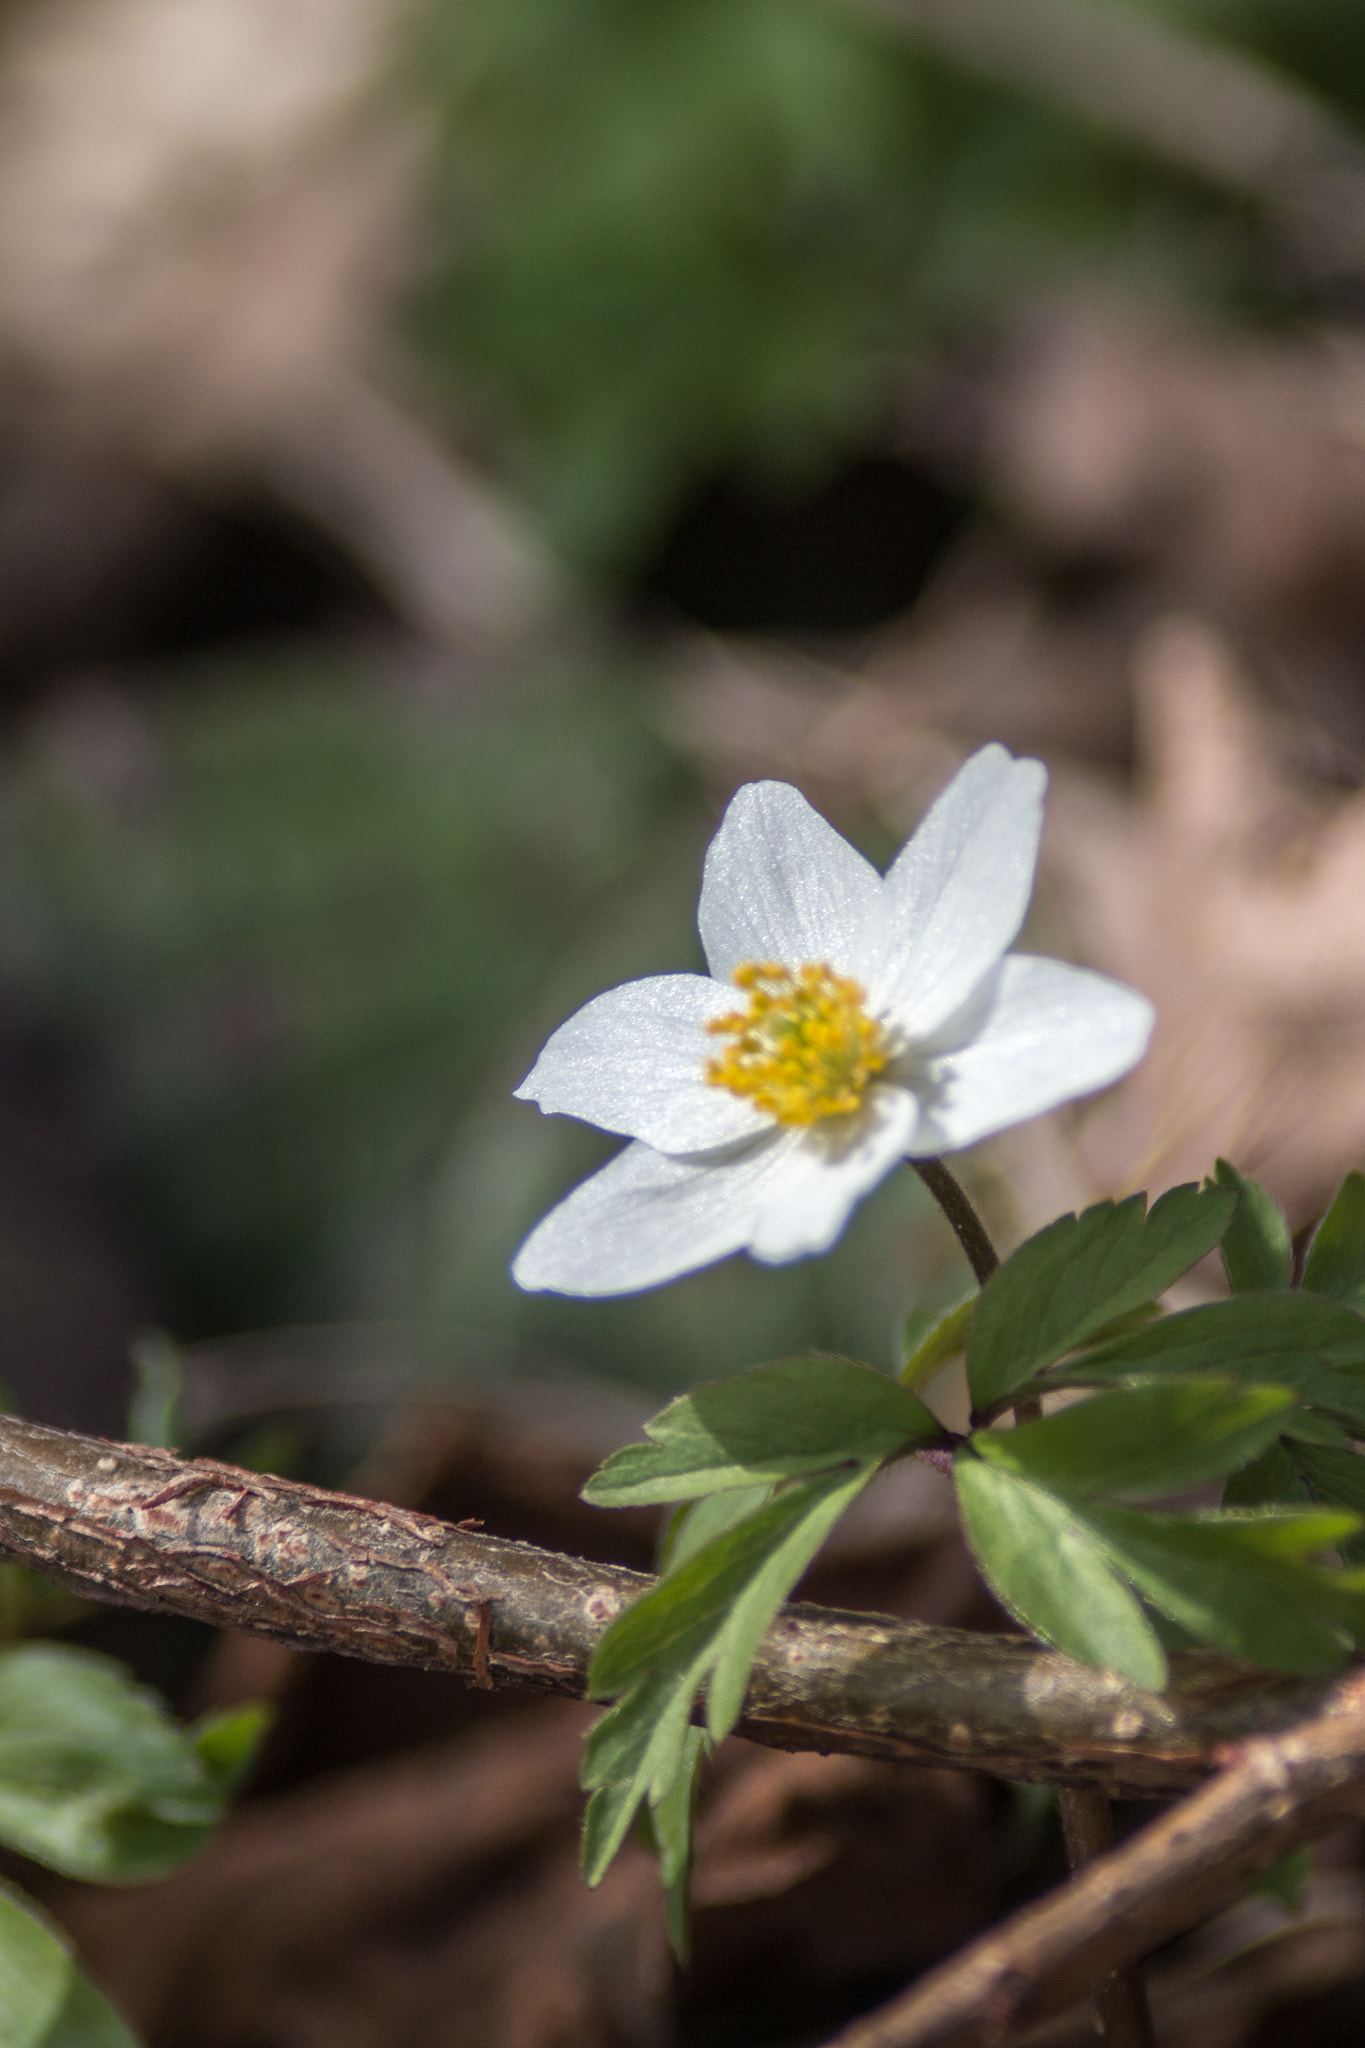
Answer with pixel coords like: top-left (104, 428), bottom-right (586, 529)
top-left (912, 1159), bottom-right (999, 1285)
top-left (910, 1157), bottom-right (1151, 2045)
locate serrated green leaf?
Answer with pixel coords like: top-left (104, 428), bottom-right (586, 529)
top-left (966, 1182), bottom-right (1236, 1411)
top-left (954, 1455), bottom-right (1167, 1689)
top-left (1213, 1160), bottom-right (1293, 1294)
top-left (1060, 1293), bottom-right (1365, 1390)
top-left (0, 1646), bottom-right (250, 1884)
top-left (581, 1460), bottom-right (877, 1909)
top-left (588, 1467), bottom-right (872, 1700)
top-left (703, 1465), bottom-right (873, 1740)
top-left (1084, 1504), bottom-right (1361, 1675)
top-left (901, 1295), bottom-right (974, 1391)
top-left (580, 1636), bottom-right (714, 1886)
top-left (1302, 1174), bottom-right (1365, 1310)
top-left (583, 1356), bottom-right (936, 1506)
top-left (974, 1380), bottom-right (1293, 1501)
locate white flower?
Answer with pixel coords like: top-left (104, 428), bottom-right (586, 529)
top-left (511, 744), bottom-right (1153, 1297)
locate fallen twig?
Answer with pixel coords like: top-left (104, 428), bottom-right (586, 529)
top-left (0, 1414), bottom-right (1353, 1797)
top-left (817, 1673), bottom-right (1365, 2047)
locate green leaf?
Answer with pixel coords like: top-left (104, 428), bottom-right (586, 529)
top-left (974, 1380), bottom-right (1293, 1501)
top-left (1288, 1442), bottom-right (1365, 1519)
top-left (1060, 1293), bottom-right (1365, 1389)
top-left (580, 1460), bottom-right (876, 1907)
top-left (0, 1884), bottom-right (69, 2048)
top-left (190, 1703), bottom-right (271, 1800)
top-left (125, 1330), bottom-right (183, 1451)
top-left (0, 1885), bottom-right (138, 2048)
top-left (582, 1356), bottom-right (937, 1506)
top-left (641, 1726), bottom-right (705, 1962)
top-left (658, 1485), bottom-right (773, 1574)
top-left (1302, 1174), bottom-right (1365, 1310)
top-left (1213, 1160), bottom-right (1293, 1294)
top-left (900, 1295), bottom-right (974, 1391)
top-left (954, 1455), bottom-right (1167, 1689)
top-left (0, 1646), bottom-right (263, 1884)
top-left (588, 1467), bottom-right (872, 1701)
top-left (1224, 1441), bottom-right (1312, 1509)
top-left (1084, 1505), bottom-right (1362, 1675)
top-left (580, 1643), bottom-right (713, 1886)
top-left (966, 1182), bottom-right (1237, 1411)
top-left (702, 1466), bottom-right (872, 1741)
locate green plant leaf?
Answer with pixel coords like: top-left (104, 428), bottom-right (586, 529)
top-left (1288, 1441), bottom-right (1365, 1518)
top-left (641, 1726), bottom-right (705, 1962)
top-left (900, 1295), bottom-right (974, 1391)
top-left (581, 1460), bottom-right (877, 1906)
top-left (582, 1356), bottom-right (937, 1506)
top-left (954, 1455), bottom-right (1167, 1689)
top-left (658, 1485), bottom-right (773, 1574)
top-left (588, 1467), bottom-right (873, 1700)
top-left (974, 1380), bottom-right (1293, 1501)
top-left (1213, 1160), bottom-right (1293, 1294)
top-left (1223, 1441), bottom-right (1312, 1509)
top-left (0, 1885), bottom-right (138, 2048)
top-left (1060, 1293), bottom-right (1365, 1390)
top-left (190, 1703), bottom-right (272, 1800)
top-left (580, 1642), bottom-right (713, 1887)
top-left (0, 1646), bottom-right (265, 1884)
top-left (702, 1466), bottom-right (873, 1741)
top-left (1302, 1174), bottom-right (1365, 1310)
top-left (125, 1330), bottom-right (183, 1451)
top-left (0, 1884), bottom-right (69, 2048)
top-left (966, 1182), bottom-right (1236, 1411)
top-left (1084, 1505), bottom-right (1362, 1674)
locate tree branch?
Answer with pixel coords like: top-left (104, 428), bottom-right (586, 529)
top-left (0, 1413), bottom-right (1349, 1796)
top-left (818, 1672), bottom-right (1365, 2047)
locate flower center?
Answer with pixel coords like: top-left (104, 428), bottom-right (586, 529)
top-left (704, 960), bottom-right (890, 1126)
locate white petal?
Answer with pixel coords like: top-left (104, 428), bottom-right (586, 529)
top-left (514, 975), bottom-right (769, 1152)
top-left (856, 745), bottom-right (1047, 1039)
top-left (749, 1086), bottom-right (919, 1263)
top-left (511, 1133), bottom-right (796, 1297)
top-left (698, 781), bottom-right (881, 984)
top-left (909, 955), bottom-right (1154, 1155)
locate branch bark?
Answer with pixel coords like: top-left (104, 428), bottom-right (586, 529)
top-left (818, 1672), bottom-right (1365, 2047)
top-left (0, 1413), bottom-right (1349, 1797)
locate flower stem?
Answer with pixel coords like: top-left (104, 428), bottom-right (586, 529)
top-left (911, 1159), bottom-right (998, 1286)
top-left (910, 1155), bottom-right (1155, 2048)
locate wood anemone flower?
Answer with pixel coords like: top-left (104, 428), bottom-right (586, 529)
top-left (511, 746), bottom-right (1153, 1296)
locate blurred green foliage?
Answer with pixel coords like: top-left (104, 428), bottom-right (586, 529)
top-left (0, 659), bottom-right (963, 1399)
top-left (407, 0), bottom-right (1346, 571)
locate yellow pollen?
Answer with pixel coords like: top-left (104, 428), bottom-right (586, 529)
top-left (704, 960), bottom-right (890, 1126)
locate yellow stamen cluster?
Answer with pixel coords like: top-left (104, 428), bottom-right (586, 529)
top-left (705, 960), bottom-right (890, 1126)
